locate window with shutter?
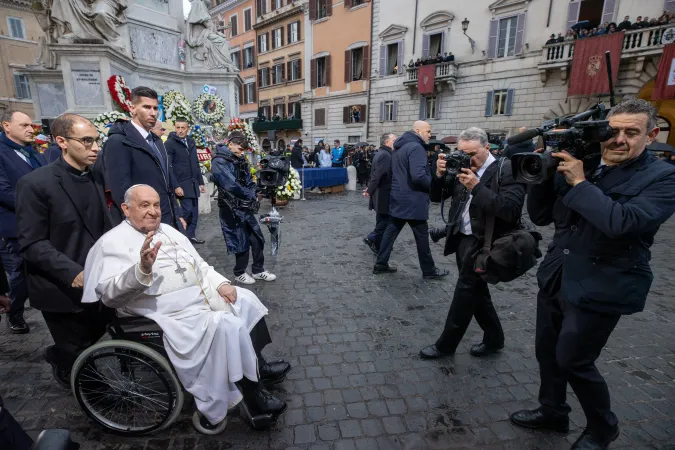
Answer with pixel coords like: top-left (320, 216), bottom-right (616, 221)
top-left (379, 102), bottom-right (385, 122)
top-left (505, 89), bottom-right (515, 116)
top-left (239, 85), bottom-right (244, 105)
top-left (362, 46), bottom-right (369, 79)
top-left (419, 97), bottom-right (427, 120)
top-left (14, 74), bottom-right (30, 99)
top-left (601, 0), bottom-right (617, 24)
top-left (315, 108), bottom-right (326, 126)
top-left (325, 55), bottom-right (332, 86)
top-left (359, 105), bottom-right (366, 122)
top-left (344, 50), bottom-right (352, 83)
top-left (270, 0), bottom-right (276, 11)
top-left (379, 46), bottom-right (386, 78)
top-left (421, 34), bottom-right (430, 58)
top-left (281, 27), bottom-right (285, 47)
top-left (491, 89), bottom-right (509, 115)
top-left (326, 0), bottom-right (332, 16)
top-left (244, 9), bottom-right (252, 31)
top-left (250, 83), bottom-right (257, 102)
top-left (496, 16), bottom-right (518, 58)
top-left (396, 41), bottom-right (404, 74)
top-left (487, 19), bottom-right (498, 59)
top-left (343, 107), bottom-right (350, 123)
top-left (566, 1), bottom-right (581, 31)
top-left (297, 21), bottom-right (302, 41)
top-left (485, 91), bottom-right (494, 117)
top-left (8, 17), bottom-right (25, 39)
top-left (393, 101), bottom-right (398, 121)
top-left (256, 0), bottom-right (262, 16)
top-left (281, 63), bottom-right (286, 82)
top-left (309, 0), bottom-right (317, 20)
top-left (514, 13), bottom-right (526, 55)
top-left (230, 15), bottom-right (238, 36)
top-left (311, 59), bottom-right (317, 89)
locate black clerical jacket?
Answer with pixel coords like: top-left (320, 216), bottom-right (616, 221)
top-left (16, 158), bottom-right (113, 313)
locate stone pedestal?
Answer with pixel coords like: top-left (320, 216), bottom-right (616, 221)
top-left (346, 166), bottom-right (357, 191)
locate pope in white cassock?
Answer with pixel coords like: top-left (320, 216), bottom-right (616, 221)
top-left (81, 184), bottom-right (290, 434)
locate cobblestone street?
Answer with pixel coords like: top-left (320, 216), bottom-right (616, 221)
top-left (1, 191), bottom-right (674, 450)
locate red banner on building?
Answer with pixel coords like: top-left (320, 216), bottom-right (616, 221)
top-left (652, 43), bottom-right (675, 100)
top-left (418, 65), bottom-right (435, 95)
top-left (568, 33), bottom-right (624, 97)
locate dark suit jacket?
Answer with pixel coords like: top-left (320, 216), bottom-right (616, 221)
top-left (45, 142), bottom-right (61, 163)
top-left (16, 159), bottom-right (113, 313)
top-left (98, 121), bottom-right (183, 229)
top-left (165, 132), bottom-right (203, 199)
top-left (0, 133), bottom-right (47, 237)
top-left (389, 131), bottom-right (432, 220)
top-left (367, 146), bottom-right (393, 214)
top-left (430, 158), bottom-right (526, 256)
top-left (290, 144), bottom-right (304, 169)
top-left (528, 151), bottom-right (675, 315)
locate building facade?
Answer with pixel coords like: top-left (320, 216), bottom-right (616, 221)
top-left (253, 0), bottom-right (306, 152)
top-left (368, 0), bottom-right (671, 145)
top-left (301, 0), bottom-right (372, 146)
top-left (210, 0), bottom-right (259, 122)
top-left (0, 0), bottom-right (42, 118)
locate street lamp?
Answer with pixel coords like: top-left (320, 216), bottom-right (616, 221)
top-left (462, 18), bottom-right (476, 53)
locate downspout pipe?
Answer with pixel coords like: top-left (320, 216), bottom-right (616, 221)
top-left (366, 0), bottom-right (374, 141)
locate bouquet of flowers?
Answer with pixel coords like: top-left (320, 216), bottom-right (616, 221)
top-left (227, 118), bottom-right (260, 154)
top-left (163, 90), bottom-right (193, 124)
top-left (107, 75), bottom-right (133, 113)
top-left (275, 167), bottom-right (301, 201)
top-left (94, 111), bottom-right (131, 140)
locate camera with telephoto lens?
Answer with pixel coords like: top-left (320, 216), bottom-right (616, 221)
top-left (510, 103), bottom-right (614, 184)
top-left (257, 156), bottom-right (290, 188)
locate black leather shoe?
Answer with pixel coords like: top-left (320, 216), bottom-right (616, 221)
top-left (469, 342), bottom-right (504, 357)
top-left (253, 386), bottom-right (287, 416)
top-left (429, 227), bottom-right (446, 243)
top-left (190, 238), bottom-right (206, 244)
top-left (419, 345), bottom-right (452, 360)
top-left (363, 238), bottom-right (379, 254)
top-left (260, 360), bottom-right (291, 385)
top-left (510, 407), bottom-right (569, 432)
top-left (373, 264), bottom-right (397, 274)
top-left (571, 426), bottom-right (619, 450)
top-left (8, 317), bottom-right (29, 334)
top-left (423, 268), bottom-right (449, 279)
top-left (43, 346), bottom-right (70, 389)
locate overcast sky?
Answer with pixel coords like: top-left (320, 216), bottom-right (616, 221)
top-left (183, 0), bottom-right (191, 19)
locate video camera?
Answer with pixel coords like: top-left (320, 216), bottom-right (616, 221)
top-left (509, 103), bottom-right (614, 184)
top-left (257, 156), bottom-right (290, 190)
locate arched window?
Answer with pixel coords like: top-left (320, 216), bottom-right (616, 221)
top-left (656, 116), bottom-right (671, 144)
top-left (277, 139), bottom-right (286, 151)
top-left (262, 138), bottom-right (271, 151)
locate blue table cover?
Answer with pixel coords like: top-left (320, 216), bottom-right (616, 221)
top-left (298, 168), bottom-right (348, 189)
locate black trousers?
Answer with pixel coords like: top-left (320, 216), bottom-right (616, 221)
top-left (0, 396), bottom-right (33, 450)
top-left (376, 217), bottom-right (436, 274)
top-left (234, 229), bottom-right (265, 276)
top-left (536, 289), bottom-right (620, 434)
top-left (251, 317), bottom-right (273, 358)
top-left (435, 234), bottom-right (504, 353)
top-left (367, 213), bottom-right (391, 249)
top-left (41, 303), bottom-right (116, 370)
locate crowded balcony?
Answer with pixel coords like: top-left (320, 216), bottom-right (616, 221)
top-left (403, 60), bottom-right (458, 94)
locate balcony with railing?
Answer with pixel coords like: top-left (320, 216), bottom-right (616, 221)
top-left (538, 24), bottom-right (671, 82)
top-left (252, 119), bottom-right (303, 133)
top-left (403, 61), bottom-right (458, 94)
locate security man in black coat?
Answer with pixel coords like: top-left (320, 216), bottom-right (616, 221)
top-left (420, 127), bottom-right (526, 360)
top-left (363, 133), bottom-right (396, 253)
top-left (509, 99), bottom-right (675, 450)
top-left (16, 114), bottom-right (115, 387)
top-left (166, 119), bottom-right (206, 244)
top-left (98, 86), bottom-right (186, 231)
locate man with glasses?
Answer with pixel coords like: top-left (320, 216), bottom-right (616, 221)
top-left (15, 113), bottom-right (115, 387)
top-left (0, 110), bottom-right (47, 334)
top-left (509, 99), bottom-right (675, 450)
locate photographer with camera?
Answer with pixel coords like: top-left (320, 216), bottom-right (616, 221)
top-left (211, 132), bottom-right (276, 284)
top-left (509, 99), bottom-right (675, 450)
top-left (419, 127), bottom-right (526, 359)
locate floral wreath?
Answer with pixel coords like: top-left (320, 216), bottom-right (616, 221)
top-left (275, 167), bottom-right (301, 201)
top-left (93, 111), bottom-right (130, 140)
top-left (107, 76), bottom-right (132, 113)
top-left (163, 90), bottom-right (194, 124)
top-left (192, 93), bottom-right (226, 124)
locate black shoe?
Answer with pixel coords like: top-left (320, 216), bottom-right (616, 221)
top-left (363, 237), bottom-right (379, 254)
top-left (252, 386), bottom-right (287, 416)
top-left (373, 264), bottom-right (397, 274)
top-left (8, 317), bottom-right (29, 334)
top-left (260, 360), bottom-right (291, 385)
top-left (43, 346), bottom-right (70, 389)
top-left (423, 268), bottom-right (449, 279)
top-left (469, 342), bottom-right (504, 357)
top-left (510, 407), bottom-right (569, 433)
top-left (190, 238), bottom-right (205, 244)
top-left (571, 426), bottom-right (619, 450)
top-left (429, 227), bottom-right (446, 243)
top-left (419, 345), bottom-right (452, 360)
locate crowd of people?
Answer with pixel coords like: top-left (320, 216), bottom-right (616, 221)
top-left (408, 52), bottom-right (455, 68)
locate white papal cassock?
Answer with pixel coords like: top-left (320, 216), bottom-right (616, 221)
top-left (82, 221), bottom-right (268, 424)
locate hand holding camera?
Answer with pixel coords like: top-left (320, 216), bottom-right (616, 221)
top-left (552, 151), bottom-right (586, 186)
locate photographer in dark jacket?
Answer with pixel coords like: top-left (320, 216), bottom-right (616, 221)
top-left (363, 133), bottom-right (396, 253)
top-left (509, 100), bottom-right (675, 450)
top-left (502, 127), bottom-right (536, 159)
top-left (165, 119), bottom-right (206, 244)
top-left (420, 127), bottom-right (526, 360)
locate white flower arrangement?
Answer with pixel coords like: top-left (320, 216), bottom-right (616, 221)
top-left (163, 90), bottom-right (193, 124)
top-left (93, 111), bottom-right (130, 140)
top-left (192, 93), bottom-right (226, 125)
top-left (275, 167), bottom-right (302, 201)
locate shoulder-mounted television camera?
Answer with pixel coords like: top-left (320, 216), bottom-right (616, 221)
top-left (257, 156), bottom-right (290, 189)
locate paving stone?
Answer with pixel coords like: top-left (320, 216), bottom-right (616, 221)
top-left (339, 420), bottom-right (363, 438)
top-left (294, 425), bottom-right (317, 445)
top-left (317, 424), bottom-right (340, 441)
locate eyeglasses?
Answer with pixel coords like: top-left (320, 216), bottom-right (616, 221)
top-left (64, 136), bottom-right (102, 148)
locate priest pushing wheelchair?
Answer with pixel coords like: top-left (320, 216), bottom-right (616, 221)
top-left (69, 184), bottom-right (291, 436)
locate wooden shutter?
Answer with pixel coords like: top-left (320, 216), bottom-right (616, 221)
top-left (297, 21), bottom-right (301, 41)
top-left (311, 58), bottom-right (317, 89)
top-left (325, 55), bottom-right (331, 86)
top-left (345, 50), bottom-right (352, 82)
top-left (257, 0), bottom-right (262, 16)
top-left (379, 45), bottom-right (386, 77)
top-left (287, 61), bottom-right (292, 80)
top-left (258, 69), bottom-right (263, 88)
top-left (396, 41), bottom-right (403, 74)
top-left (667, 0), bottom-right (675, 12)
top-left (239, 84), bottom-right (244, 105)
top-left (379, 102), bottom-right (384, 122)
top-left (287, 23), bottom-right (292, 43)
top-left (505, 89), bottom-right (515, 116)
top-left (601, 0), bottom-right (617, 24)
top-left (485, 91), bottom-right (494, 117)
top-left (345, 0), bottom-right (352, 7)
top-left (359, 105), bottom-right (366, 121)
top-left (487, 19), bottom-right (499, 59)
top-left (343, 106), bottom-right (350, 123)
top-left (393, 101), bottom-right (398, 120)
top-left (326, 0), bottom-right (332, 16)
top-left (251, 84), bottom-right (257, 102)
top-left (271, 0), bottom-right (276, 11)
top-left (238, 51), bottom-right (243, 70)
top-left (566, 2), bottom-right (580, 31)
top-left (281, 63), bottom-right (286, 82)
top-left (309, 0), bottom-right (317, 20)
top-left (434, 95), bottom-right (441, 120)
top-left (267, 67), bottom-right (272, 86)
top-left (280, 27), bottom-right (285, 47)
top-left (298, 58), bottom-right (302, 78)
top-left (422, 34), bottom-right (430, 57)
top-left (245, 9), bottom-right (251, 30)
top-left (288, 102), bottom-right (293, 116)
top-left (362, 45), bottom-right (369, 79)
top-left (265, 33), bottom-right (270, 51)
top-left (514, 13), bottom-right (526, 55)
top-left (419, 97), bottom-right (426, 120)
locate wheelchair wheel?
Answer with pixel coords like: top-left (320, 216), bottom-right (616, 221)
top-left (71, 340), bottom-right (184, 436)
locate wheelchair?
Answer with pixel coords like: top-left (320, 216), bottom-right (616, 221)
top-left (70, 315), bottom-right (278, 436)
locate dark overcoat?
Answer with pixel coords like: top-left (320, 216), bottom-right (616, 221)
top-left (389, 131), bottom-right (431, 220)
top-left (367, 146), bottom-right (393, 214)
top-left (165, 132), bottom-right (204, 199)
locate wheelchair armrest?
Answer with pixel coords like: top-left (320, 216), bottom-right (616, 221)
top-left (32, 429), bottom-right (79, 450)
